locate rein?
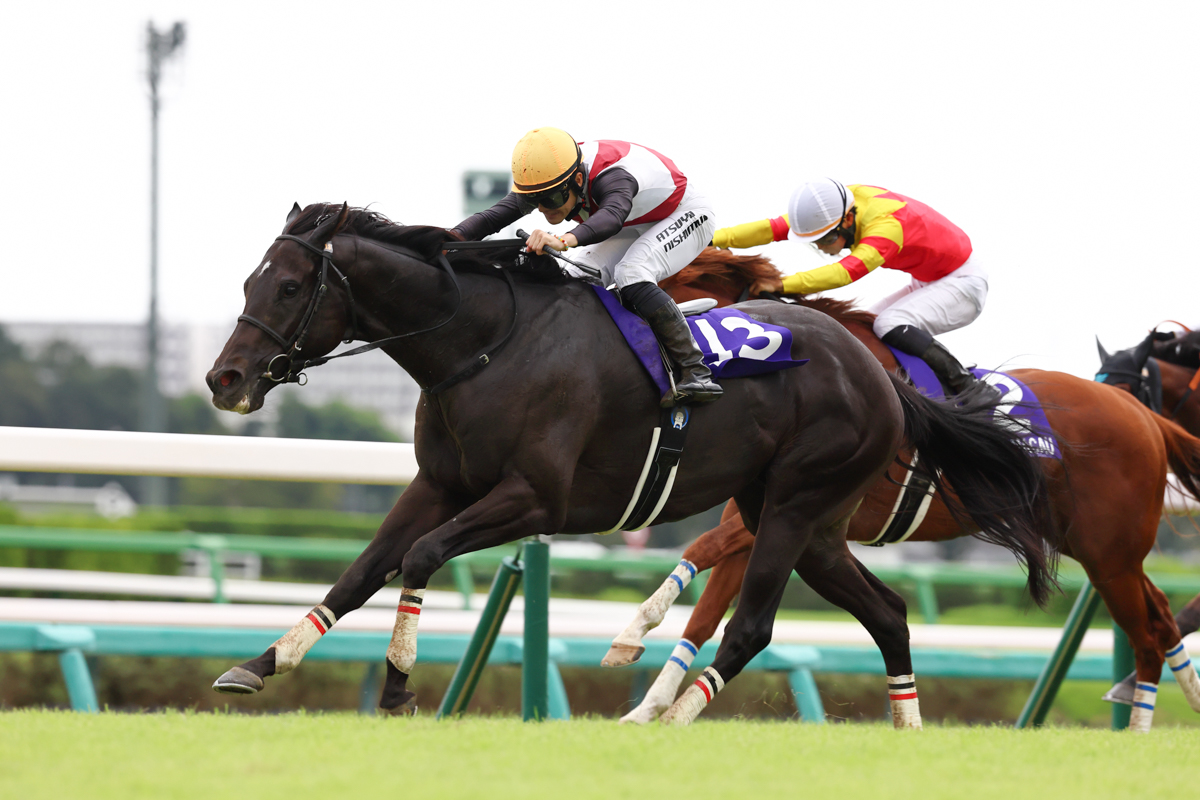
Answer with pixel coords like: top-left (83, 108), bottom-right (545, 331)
top-left (240, 233), bottom-right (521, 395)
top-left (1169, 366), bottom-right (1200, 419)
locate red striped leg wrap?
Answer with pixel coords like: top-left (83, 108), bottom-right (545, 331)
top-left (888, 674), bottom-right (922, 730)
top-left (661, 667), bottom-right (724, 726)
top-left (387, 589), bottom-right (425, 674)
top-left (272, 604), bottom-right (337, 674)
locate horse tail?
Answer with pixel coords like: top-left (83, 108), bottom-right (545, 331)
top-left (886, 373), bottom-right (1060, 607)
top-left (1151, 413), bottom-right (1200, 502)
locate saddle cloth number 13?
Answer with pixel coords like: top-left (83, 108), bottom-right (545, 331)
top-left (692, 317), bottom-right (783, 366)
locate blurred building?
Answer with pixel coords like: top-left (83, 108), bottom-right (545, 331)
top-left (4, 322), bottom-right (421, 439)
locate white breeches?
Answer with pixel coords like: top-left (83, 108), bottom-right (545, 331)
top-left (571, 186), bottom-right (717, 289)
top-left (870, 253), bottom-right (989, 339)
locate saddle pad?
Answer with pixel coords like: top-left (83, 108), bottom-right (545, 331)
top-left (886, 346), bottom-right (1060, 459)
top-left (591, 286), bottom-right (808, 397)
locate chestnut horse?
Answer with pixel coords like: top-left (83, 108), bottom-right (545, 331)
top-left (1095, 330), bottom-right (1200, 702)
top-left (205, 204), bottom-right (1053, 727)
top-left (607, 249), bottom-right (1200, 732)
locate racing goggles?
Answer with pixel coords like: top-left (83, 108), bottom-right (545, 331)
top-left (530, 180), bottom-right (575, 210)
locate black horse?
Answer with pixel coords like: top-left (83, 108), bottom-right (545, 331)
top-left (206, 203), bottom-right (1055, 722)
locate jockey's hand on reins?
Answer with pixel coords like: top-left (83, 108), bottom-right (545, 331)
top-left (516, 229), bottom-right (602, 282)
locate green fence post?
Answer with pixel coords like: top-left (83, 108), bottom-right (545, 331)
top-left (196, 535), bottom-right (227, 604)
top-left (1015, 580), bottom-right (1101, 728)
top-left (436, 555), bottom-right (524, 719)
top-left (58, 649), bottom-right (99, 712)
top-left (915, 578), bottom-right (940, 625)
top-left (547, 661), bottom-right (571, 720)
top-left (522, 537), bottom-right (551, 722)
top-left (450, 560), bottom-right (475, 610)
top-left (1111, 623), bottom-right (1134, 731)
top-left (788, 668), bottom-right (826, 724)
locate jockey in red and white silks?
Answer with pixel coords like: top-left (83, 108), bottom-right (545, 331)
top-left (453, 127), bottom-right (722, 407)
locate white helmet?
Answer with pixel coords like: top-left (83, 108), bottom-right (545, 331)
top-left (787, 178), bottom-right (855, 242)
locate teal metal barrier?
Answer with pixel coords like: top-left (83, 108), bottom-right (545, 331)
top-left (1111, 623), bottom-right (1134, 731)
top-left (8, 524), bottom-right (1200, 624)
top-left (437, 556), bottom-right (524, 718)
top-left (1015, 582), bottom-right (1101, 728)
top-left (521, 539), bottom-right (551, 721)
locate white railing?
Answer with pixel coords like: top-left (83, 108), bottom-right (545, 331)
top-left (0, 426), bottom-right (417, 484)
top-left (0, 425), bottom-right (1195, 514)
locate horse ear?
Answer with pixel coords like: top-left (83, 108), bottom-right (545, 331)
top-left (282, 202), bottom-right (304, 234)
top-left (1096, 337), bottom-right (1111, 364)
top-left (309, 202), bottom-right (351, 247)
top-left (1133, 329), bottom-right (1157, 367)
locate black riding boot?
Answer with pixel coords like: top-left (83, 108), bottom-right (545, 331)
top-left (882, 324), bottom-right (996, 400)
top-left (644, 303), bottom-right (724, 407)
top-left (621, 281), bottom-right (723, 408)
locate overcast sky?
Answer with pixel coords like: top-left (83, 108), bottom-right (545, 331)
top-left (2, 0), bottom-right (1196, 380)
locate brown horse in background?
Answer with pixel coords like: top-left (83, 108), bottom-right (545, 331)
top-left (607, 249), bottom-right (1200, 732)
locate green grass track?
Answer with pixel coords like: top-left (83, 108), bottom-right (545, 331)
top-left (3, 712), bottom-right (1200, 799)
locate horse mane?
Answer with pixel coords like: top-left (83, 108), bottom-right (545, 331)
top-left (285, 203), bottom-right (566, 283)
top-left (664, 248), bottom-right (878, 327)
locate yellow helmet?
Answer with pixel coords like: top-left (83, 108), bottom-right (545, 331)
top-left (511, 127), bottom-right (582, 194)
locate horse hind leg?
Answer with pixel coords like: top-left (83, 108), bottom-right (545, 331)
top-left (797, 544), bottom-right (921, 729)
top-left (603, 506), bottom-right (753, 668)
top-left (1094, 571), bottom-right (1184, 732)
top-left (1107, 587), bottom-right (1200, 706)
top-left (619, 548), bottom-right (750, 724)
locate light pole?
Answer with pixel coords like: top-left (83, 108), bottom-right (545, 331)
top-left (143, 20), bottom-right (185, 506)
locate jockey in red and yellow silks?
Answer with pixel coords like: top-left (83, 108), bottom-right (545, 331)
top-left (713, 179), bottom-right (994, 400)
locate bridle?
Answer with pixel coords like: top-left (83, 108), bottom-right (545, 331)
top-left (238, 232), bottom-right (522, 395)
top-left (237, 234), bottom-right (357, 385)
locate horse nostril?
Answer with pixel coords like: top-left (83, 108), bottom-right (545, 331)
top-left (208, 368), bottom-right (242, 392)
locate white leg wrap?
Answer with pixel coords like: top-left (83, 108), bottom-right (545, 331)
top-left (386, 588), bottom-right (425, 674)
top-left (611, 561), bottom-right (696, 652)
top-left (888, 674), bottom-right (922, 730)
top-left (1129, 682), bottom-right (1158, 733)
top-left (272, 604), bottom-right (337, 674)
top-left (1166, 641), bottom-right (1200, 712)
top-left (660, 666), bottom-right (723, 726)
top-left (619, 640), bottom-right (697, 725)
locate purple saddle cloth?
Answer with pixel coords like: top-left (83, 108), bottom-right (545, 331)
top-left (591, 286), bottom-right (808, 397)
top-left (886, 345), bottom-right (1061, 459)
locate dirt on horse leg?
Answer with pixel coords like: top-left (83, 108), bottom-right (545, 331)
top-left (378, 476), bottom-right (565, 713)
top-left (1104, 585), bottom-right (1200, 712)
top-left (1095, 571), bottom-right (1184, 732)
top-left (798, 542), bottom-right (918, 729)
top-left (660, 500), bottom-right (822, 726)
top-left (211, 478), bottom-right (457, 695)
top-left (603, 502), bottom-right (753, 668)
top-left (619, 548), bottom-right (751, 724)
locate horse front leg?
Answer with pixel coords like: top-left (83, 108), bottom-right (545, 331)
top-left (603, 501), bottom-right (754, 668)
top-left (212, 475), bottom-right (461, 695)
top-left (379, 474), bottom-right (566, 713)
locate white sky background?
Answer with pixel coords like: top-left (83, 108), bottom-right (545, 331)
top-left (1, 0), bottom-right (1196, 380)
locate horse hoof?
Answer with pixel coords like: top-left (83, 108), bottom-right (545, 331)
top-left (619, 702), bottom-right (664, 725)
top-left (601, 643), bottom-right (645, 668)
top-left (212, 666), bottom-right (264, 695)
top-left (381, 690), bottom-right (418, 717)
top-left (1102, 678), bottom-right (1136, 706)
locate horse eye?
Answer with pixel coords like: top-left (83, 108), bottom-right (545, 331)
top-left (281, 282), bottom-right (300, 298)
